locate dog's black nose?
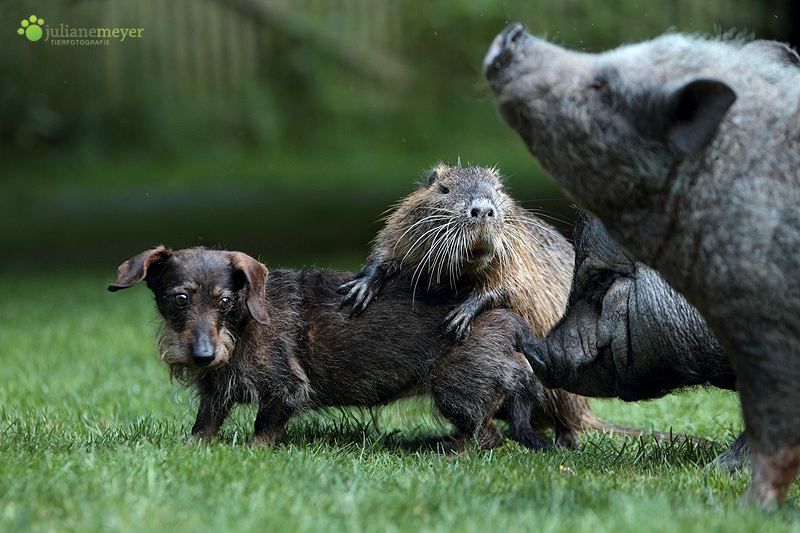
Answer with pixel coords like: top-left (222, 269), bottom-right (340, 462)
top-left (191, 335), bottom-right (216, 366)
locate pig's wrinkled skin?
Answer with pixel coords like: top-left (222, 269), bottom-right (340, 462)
top-left (485, 25), bottom-right (800, 507)
top-left (527, 211), bottom-right (746, 472)
top-left (527, 211), bottom-right (734, 400)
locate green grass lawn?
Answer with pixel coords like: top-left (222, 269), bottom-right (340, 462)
top-left (2, 269), bottom-right (799, 532)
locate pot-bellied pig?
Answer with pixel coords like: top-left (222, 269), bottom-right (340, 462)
top-left (485, 25), bottom-right (800, 507)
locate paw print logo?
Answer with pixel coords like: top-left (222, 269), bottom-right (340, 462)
top-left (18, 15), bottom-right (44, 42)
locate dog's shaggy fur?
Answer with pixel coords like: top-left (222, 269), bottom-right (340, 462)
top-left (110, 246), bottom-right (553, 451)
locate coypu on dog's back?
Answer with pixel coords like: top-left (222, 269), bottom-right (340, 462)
top-left (340, 163), bottom-right (573, 340)
top-left (340, 163), bottom-right (638, 447)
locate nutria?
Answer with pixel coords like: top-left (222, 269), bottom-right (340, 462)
top-left (339, 163), bottom-right (632, 447)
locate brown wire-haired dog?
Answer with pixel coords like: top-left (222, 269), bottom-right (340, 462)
top-left (109, 246), bottom-right (552, 451)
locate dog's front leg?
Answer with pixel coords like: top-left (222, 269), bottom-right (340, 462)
top-left (190, 389), bottom-right (231, 444)
top-left (249, 396), bottom-right (293, 446)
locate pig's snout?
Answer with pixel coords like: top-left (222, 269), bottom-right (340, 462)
top-left (483, 23), bottom-right (527, 78)
top-left (523, 340), bottom-right (567, 389)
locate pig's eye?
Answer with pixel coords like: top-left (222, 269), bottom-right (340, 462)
top-left (591, 271), bottom-right (616, 291)
top-left (591, 80), bottom-right (613, 106)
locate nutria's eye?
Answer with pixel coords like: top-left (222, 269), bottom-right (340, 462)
top-left (438, 184), bottom-right (450, 194)
top-left (174, 293), bottom-right (189, 307)
top-left (591, 80), bottom-right (613, 106)
top-left (218, 297), bottom-right (232, 311)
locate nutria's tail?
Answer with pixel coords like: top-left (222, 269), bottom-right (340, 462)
top-left (578, 409), bottom-right (720, 448)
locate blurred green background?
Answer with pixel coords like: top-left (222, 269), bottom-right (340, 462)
top-left (2, 0), bottom-right (797, 273)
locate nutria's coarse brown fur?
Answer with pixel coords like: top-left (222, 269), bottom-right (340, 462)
top-left (339, 163), bottom-right (574, 338)
top-left (109, 246), bottom-right (553, 451)
top-left (339, 163), bottom-right (644, 447)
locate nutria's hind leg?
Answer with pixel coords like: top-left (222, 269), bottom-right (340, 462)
top-left (553, 424), bottom-right (580, 450)
top-left (431, 390), bottom-right (503, 451)
top-left (500, 393), bottom-right (553, 451)
top-left (535, 388), bottom-right (587, 450)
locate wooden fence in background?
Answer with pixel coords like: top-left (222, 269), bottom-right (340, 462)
top-left (62, 0), bottom-right (410, 107)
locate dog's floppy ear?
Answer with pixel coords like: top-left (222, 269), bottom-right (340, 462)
top-left (229, 252), bottom-right (270, 325)
top-left (108, 246), bottom-right (173, 292)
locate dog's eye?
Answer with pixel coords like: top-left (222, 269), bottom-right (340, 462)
top-left (218, 297), bottom-right (232, 311)
top-left (174, 293), bottom-right (189, 307)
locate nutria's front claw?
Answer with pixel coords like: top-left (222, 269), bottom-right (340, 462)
top-left (441, 309), bottom-right (475, 343)
top-left (338, 278), bottom-right (379, 317)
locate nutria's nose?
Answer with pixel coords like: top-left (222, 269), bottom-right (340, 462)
top-left (468, 198), bottom-right (496, 220)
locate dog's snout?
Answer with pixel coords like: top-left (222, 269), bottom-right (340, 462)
top-left (191, 333), bottom-right (217, 366)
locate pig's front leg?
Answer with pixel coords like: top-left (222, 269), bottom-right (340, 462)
top-left (708, 431), bottom-right (749, 474)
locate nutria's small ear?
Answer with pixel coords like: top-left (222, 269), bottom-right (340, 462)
top-left (108, 246), bottom-right (172, 292)
top-left (229, 252), bottom-right (270, 325)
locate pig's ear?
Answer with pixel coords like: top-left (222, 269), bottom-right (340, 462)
top-left (742, 40), bottom-right (800, 67)
top-left (663, 79), bottom-right (736, 156)
top-left (229, 252), bottom-right (270, 325)
top-left (108, 246), bottom-right (172, 291)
